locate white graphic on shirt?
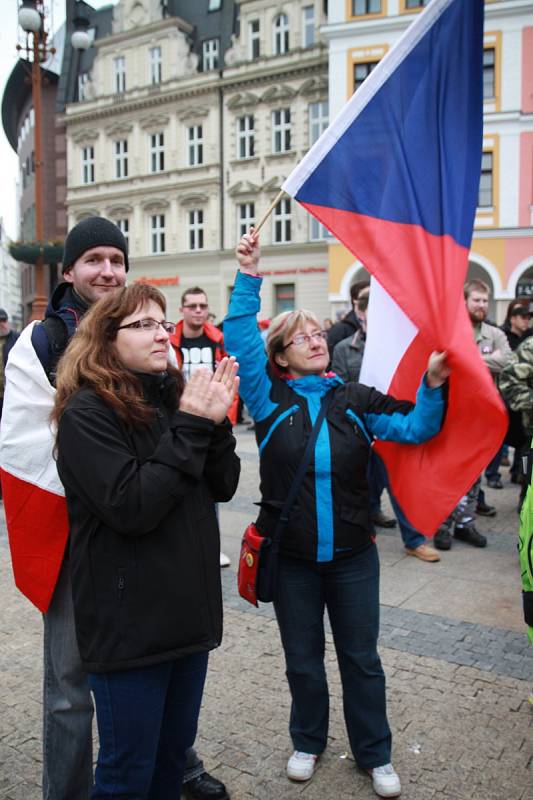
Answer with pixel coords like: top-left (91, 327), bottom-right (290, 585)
top-left (181, 346), bottom-right (215, 381)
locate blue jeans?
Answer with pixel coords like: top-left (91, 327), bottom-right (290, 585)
top-left (89, 653), bottom-right (209, 799)
top-left (485, 445), bottom-right (504, 482)
top-left (368, 453), bottom-right (425, 550)
top-left (273, 545), bottom-right (392, 769)
top-left (42, 559), bottom-right (203, 798)
top-left (43, 558), bottom-right (94, 800)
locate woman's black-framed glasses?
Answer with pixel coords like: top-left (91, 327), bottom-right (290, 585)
top-left (116, 318), bottom-right (176, 334)
top-left (282, 330), bottom-right (328, 349)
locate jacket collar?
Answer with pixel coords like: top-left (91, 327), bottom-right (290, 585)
top-left (285, 373), bottom-right (342, 398)
top-left (170, 319), bottom-right (223, 348)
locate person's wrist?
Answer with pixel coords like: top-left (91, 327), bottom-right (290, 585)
top-left (426, 370), bottom-right (444, 388)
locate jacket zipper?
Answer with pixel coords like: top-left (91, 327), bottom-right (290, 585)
top-left (117, 568), bottom-right (126, 603)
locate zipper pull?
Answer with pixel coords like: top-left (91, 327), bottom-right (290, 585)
top-left (289, 414), bottom-right (293, 426)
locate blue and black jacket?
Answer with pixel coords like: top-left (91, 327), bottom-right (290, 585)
top-left (225, 271), bottom-right (445, 563)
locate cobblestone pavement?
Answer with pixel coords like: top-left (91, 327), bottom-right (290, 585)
top-left (1, 427), bottom-right (532, 799)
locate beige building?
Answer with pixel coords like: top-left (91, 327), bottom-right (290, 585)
top-left (64, 0), bottom-right (332, 323)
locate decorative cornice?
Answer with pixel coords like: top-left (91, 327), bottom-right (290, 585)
top-left (140, 197), bottom-right (170, 212)
top-left (105, 203), bottom-right (133, 216)
top-left (94, 16), bottom-right (194, 50)
top-left (299, 76), bottom-right (328, 96)
top-left (71, 128), bottom-right (99, 144)
top-left (104, 122), bottom-right (134, 137)
top-left (263, 176), bottom-right (285, 193)
top-left (228, 180), bottom-right (261, 197)
top-left (62, 57), bottom-right (327, 128)
top-left (261, 84), bottom-right (297, 104)
top-left (139, 113), bottom-right (170, 131)
top-left (177, 105), bottom-right (210, 122)
top-left (179, 192), bottom-right (209, 207)
top-left (226, 92), bottom-right (261, 110)
top-left (75, 208), bottom-right (100, 221)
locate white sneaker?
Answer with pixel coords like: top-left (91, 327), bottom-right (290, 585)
top-left (287, 751), bottom-right (318, 781)
top-left (368, 763), bottom-right (401, 797)
top-left (219, 552), bottom-right (231, 568)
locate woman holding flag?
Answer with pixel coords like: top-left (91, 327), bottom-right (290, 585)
top-left (225, 230), bottom-right (450, 799)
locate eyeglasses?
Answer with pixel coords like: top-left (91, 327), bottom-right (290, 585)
top-left (182, 303), bottom-right (208, 310)
top-left (116, 318), bottom-right (176, 334)
top-left (282, 330), bottom-right (328, 349)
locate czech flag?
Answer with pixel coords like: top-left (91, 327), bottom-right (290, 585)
top-left (282, 0), bottom-right (507, 535)
top-left (0, 324), bottom-right (69, 612)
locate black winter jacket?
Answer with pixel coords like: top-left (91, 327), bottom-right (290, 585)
top-left (57, 375), bottom-right (240, 673)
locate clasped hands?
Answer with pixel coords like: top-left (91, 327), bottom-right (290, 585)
top-left (179, 357), bottom-right (240, 424)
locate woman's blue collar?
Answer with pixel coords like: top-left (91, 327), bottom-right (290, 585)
top-left (286, 373), bottom-right (343, 398)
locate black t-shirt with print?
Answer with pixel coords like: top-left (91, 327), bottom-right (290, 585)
top-left (180, 334), bottom-right (218, 380)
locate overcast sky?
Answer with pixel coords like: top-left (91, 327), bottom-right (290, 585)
top-left (0, 0), bottom-right (113, 240)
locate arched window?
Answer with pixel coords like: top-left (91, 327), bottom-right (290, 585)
top-left (273, 14), bottom-right (289, 55)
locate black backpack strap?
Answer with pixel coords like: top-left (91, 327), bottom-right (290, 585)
top-left (40, 316), bottom-right (69, 384)
top-left (273, 390), bottom-right (334, 544)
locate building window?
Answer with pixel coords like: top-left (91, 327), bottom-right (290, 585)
top-left (249, 19), bottom-right (260, 59)
top-left (352, 0), bottom-right (381, 14)
top-left (78, 73), bottom-right (89, 101)
top-left (150, 46), bottom-right (162, 85)
top-left (151, 214), bottom-right (165, 254)
top-left (81, 145), bottom-right (95, 184)
top-left (353, 61), bottom-right (378, 92)
top-left (302, 6), bottom-right (315, 48)
top-left (237, 202), bottom-right (255, 238)
top-left (150, 132), bottom-right (164, 173)
top-left (188, 125), bottom-right (204, 166)
top-left (275, 283), bottom-right (295, 314)
top-left (115, 218), bottom-right (129, 251)
top-left (309, 101), bottom-right (328, 146)
top-left (483, 48), bottom-right (495, 100)
top-left (273, 14), bottom-right (289, 55)
top-left (114, 139), bottom-right (128, 179)
top-left (310, 217), bottom-right (332, 241)
top-left (188, 209), bottom-right (204, 250)
top-left (208, 0), bottom-right (222, 8)
top-left (405, 0), bottom-right (428, 7)
top-left (237, 115), bottom-right (255, 159)
top-left (272, 108), bottom-right (291, 154)
top-left (114, 56), bottom-right (126, 93)
top-left (478, 152), bottom-right (493, 208)
top-left (273, 197), bottom-right (291, 243)
top-left (202, 38), bottom-right (219, 71)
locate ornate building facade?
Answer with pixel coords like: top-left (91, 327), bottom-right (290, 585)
top-left (63, 0), bottom-right (332, 322)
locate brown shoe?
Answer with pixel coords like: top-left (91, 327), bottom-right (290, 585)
top-left (405, 543), bottom-right (441, 562)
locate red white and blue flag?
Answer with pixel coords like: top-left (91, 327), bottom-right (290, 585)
top-left (0, 324), bottom-right (69, 612)
top-left (282, 0), bottom-right (507, 535)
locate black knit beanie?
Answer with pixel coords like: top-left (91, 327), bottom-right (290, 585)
top-left (62, 217), bottom-right (129, 273)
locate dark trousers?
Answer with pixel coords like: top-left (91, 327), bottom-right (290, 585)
top-left (88, 652), bottom-right (208, 799)
top-left (273, 545), bottom-right (391, 769)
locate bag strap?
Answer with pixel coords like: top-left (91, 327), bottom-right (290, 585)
top-left (273, 390), bottom-right (334, 544)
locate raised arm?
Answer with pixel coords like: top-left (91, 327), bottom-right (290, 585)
top-left (224, 232), bottom-right (276, 422)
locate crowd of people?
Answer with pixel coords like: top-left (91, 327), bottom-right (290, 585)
top-left (0, 216), bottom-right (530, 800)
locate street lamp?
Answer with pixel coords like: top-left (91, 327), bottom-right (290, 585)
top-left (16, 1), bottom-right (90, 321)
top-left (17, 0), bottom-right (51, 321)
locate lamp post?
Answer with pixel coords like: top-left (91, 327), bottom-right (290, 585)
top-left (17, 1), bottom-right (90, 321)
top-left (17, 0), bottom-right (49, 321)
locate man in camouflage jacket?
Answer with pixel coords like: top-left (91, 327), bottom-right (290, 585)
top-left (500, 335), bottom-right (533, 439)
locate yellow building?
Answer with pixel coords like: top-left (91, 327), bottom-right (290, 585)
top-left (322, 0), bottom-right (533, 322)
